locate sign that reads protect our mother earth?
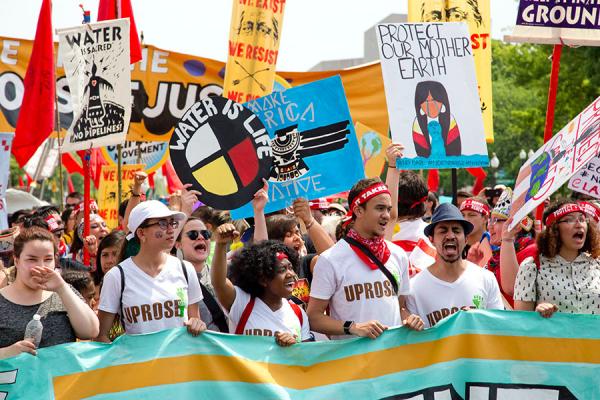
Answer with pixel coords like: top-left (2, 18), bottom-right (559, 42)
top-left (169, 96), bottom-right (272, 210)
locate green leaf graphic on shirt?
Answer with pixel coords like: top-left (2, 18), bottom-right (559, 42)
top-left (472, 294), bottom-right (484, 309)
top-left (176, 288), bottom-right (187, 317)
top-left (392, 270), bottom-right (400, 286)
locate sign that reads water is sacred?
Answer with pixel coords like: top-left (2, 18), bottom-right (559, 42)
top-left (230, 76), bottom-right (364, 219)
top-left (510, 96), bottom-right (600, 230)
top-left (57, 19), bottom-right (131, 151)
top-left (169, 96), bottom-right (272, 210)
top-left (377, 22), bottom-right (489, 170)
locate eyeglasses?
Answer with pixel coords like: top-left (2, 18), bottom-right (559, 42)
top-left (489, 218), bottom-right (507, 225)
top-left (558, 217), bottom-right (588, 225)
top-left (143, 219), bottom-right (180, 230)
top-left (185, 229), bottom-right (211, 241)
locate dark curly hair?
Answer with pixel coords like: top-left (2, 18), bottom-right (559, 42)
top-left (538, 200), bottom-right (600, 258)
top-left (229, 240), bottom-right (299, 298)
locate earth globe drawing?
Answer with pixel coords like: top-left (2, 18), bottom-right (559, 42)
top-left (360, 131), bottom-right (382, 166)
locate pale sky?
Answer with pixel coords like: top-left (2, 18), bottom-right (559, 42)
top-left (1, 0), bottom-right (518, 71)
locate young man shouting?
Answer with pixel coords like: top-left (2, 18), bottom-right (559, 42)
top-left (307, 178), bottom-right (423, 340)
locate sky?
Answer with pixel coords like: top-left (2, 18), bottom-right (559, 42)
top-left (1, 0), bottom-right (519, 71)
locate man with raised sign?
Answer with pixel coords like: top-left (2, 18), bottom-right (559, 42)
top-left (407, 203), bottom-right (504, 329)
top-left (307, 178), bottom-right (423, 340)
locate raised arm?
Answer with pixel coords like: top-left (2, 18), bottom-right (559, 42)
top-left (292, 198), bottom-right (334, 254)
top-left (210, 223), bottom-right (239, 311)
top-left (252, 179), bottom-right (269, 243)
top-left (499, 220), bottom-right (521, 297)
top-left (384, 143), bottom-right (405, 240)
top-left (123, 171), bottom-right (147, 230)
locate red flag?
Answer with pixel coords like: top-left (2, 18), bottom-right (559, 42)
top-left (12, 0), bottom-right (54, 167)
top-left (162, 160), bottom-right (183, 193)
top-left (427, 169), bottom-right (439, 193)
top-left (67, 174), bottom-right (75, 193)
top-left (467, 167), bottom-right (487, 195)
top-left (97, 0), bottom-right (142, 64)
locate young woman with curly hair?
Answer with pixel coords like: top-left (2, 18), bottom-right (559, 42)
top-left (514, 200), bottom-right (600, 317)
top-left (210, 224), bottom-right (310, 346)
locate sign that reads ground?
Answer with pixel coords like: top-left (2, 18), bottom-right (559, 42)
top-left (169, 96), bottom-right (272, 210)
top-left (517, 0), bottom-right (600, 30)
top-left (57, 19), bottom-right (131, 151)
top-left (376, 22), bottom-right (489, 170)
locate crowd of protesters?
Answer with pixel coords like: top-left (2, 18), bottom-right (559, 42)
top-left (1, 143), bottom-right (600, 360)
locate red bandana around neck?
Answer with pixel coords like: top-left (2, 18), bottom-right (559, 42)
top-left (346, 228), bottom-right (391, 270)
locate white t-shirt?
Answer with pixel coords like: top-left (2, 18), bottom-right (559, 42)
top-left (99, 255), bottom-right (203, 335)
top-left (406, 261), bottom-right (504, 328)
top-left (228, 286), bottom-right (310, 341)
top-left (310, 239), bottom-right (410, 340)
top-left (393, 219), bottom-right (429, 244)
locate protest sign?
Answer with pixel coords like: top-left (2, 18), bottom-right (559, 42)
top-left (506, 0), bottom-right (600, 46)
top-left (0, 37), bottom-right (390, 145)
top-left (57, 19), bottom-right (131, 151)
top-left (223, 0), bottom-right (286, 103)
top-left (569, 154), bottom-right (600, 199)
top-left (510, 97), bottom-right (600, 229)
top-left (1, 311), bottom-right (600, 399)
top-left (101, 140), bottom-right (169, 174)
top-left (0, 133), bottom-right (13, 229)
top-left (169, 96), bottom-right (273, 210)
top-left (231, 76), bottom-right (364, 219)
top-left (355, 122), bottom-right (391, 179)
top-left (408, 0), bottom-right (494, 143)
top-left (22, 139), bottom-right (59, 180)
top-left (376, 22), bottom-right (489, 170)
top-left (97, 164), bottom-right (144, 229)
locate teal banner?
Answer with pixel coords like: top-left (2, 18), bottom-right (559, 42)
top-left (1, 310), bottom-right (598, 399)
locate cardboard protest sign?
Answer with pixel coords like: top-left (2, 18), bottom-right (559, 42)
top-left (101, 141), bottom-right (169, 174)
top-left (506, 0), bottom-right (600, 46)
top-left (376, 22), bottom-right (489, 170)
top-left (57, 19), bottom-right (131, 151)
top-left (355, 122), bottom-right (391, 179)
top-left (231, 76), bottom-right (364, 219)
top-left (509, 97), bottom-right (600, 229)
top-left (169, 96), bottom-right (273, 210)
top-left (97, 164), bottom-right (144, 229)
top-left (408, 0), bottom-right (493, 143)
top-left (568, 155), bottom-right (600, 199)
top-left (223, 0), bottom-right (286, 103)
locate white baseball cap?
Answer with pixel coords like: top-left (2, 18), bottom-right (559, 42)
top-left (127, 200), bottom-right (187, 240)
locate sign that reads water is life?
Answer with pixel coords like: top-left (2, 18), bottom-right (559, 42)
top-left (376, 22), bottom-right (489, 170)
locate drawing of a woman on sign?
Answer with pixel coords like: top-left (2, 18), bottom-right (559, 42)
top-left (412, 81), bottom-right (461, 158)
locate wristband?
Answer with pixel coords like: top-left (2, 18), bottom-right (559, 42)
top-left (131, 192), bottom-right (141, 197)
top-left (343, 320), bottom-right (354, 335)
top-left (501, 238), bottom-right (515, 243)
top-left (305, 219), bottom-right (315, 229)
top-left (388, 164), bottom-right (397, 169)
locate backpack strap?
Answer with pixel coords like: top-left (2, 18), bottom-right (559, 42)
top-left (117, 264), bottom-right (125, 327)
top-left (288, 300), bottom-right (303, 326)
top-left (235, 296), bottom-right (256, 335)
top-left (179, 259), bottom-right (189, 284)
top-left (199, 282), bottom-right (229, 333)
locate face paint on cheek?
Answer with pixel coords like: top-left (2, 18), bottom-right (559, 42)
top-left (154, 231), bottom-right (164, 239)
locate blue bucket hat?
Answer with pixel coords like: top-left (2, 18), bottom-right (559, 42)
top-left (424, 203), bottom-right (474, 237)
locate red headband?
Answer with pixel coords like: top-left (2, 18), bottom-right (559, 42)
top-left (460, 198), bottom-right (490, 217)
top-left (409, 196), bottom-right (428, 209)
top-left (44, 215), bottom-right (61, 231)
top-left (578, 201), bottom-right (600, 223)
top-left (74, 199), bottom-right (98, 215)
top-left (545, 203), bottom-right (585, 227)
top-left (350, 182), bottom-right (390, 212)
top-left (276, 252), bottom-right (288, 261)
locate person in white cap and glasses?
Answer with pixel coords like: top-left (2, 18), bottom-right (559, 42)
top-left (96, 200), bottom-right (206, 342)
top-left (406, 203), bottom-right (504, 329)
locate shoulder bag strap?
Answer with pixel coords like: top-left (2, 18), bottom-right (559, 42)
top-left (343, 236), bottom-right (399, 295)
top-left (288, 300), bottom-right (303, 326)
top-left (179, 259), bottom-right (189, 284)
top-left (199, 282), bottom-right (229, 333)
top-left (234, 296), bottom-right (256, 335)
top-left (117, 264), bottom-right (126, 327)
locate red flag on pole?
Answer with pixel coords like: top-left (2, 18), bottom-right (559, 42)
top-left (97, 0), bottom-right (142, 64)
top-left (12, 0), bottom-right (55, 167)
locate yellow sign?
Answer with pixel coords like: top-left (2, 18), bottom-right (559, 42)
top-left (97, 164), bottom-right (143, 229)
top-left (355, 122), bottom-right (391, 178)
top-left (408, 0), bottom-right (494, 143)
top-left (0, 37), bottom-right (391, 143)
top-left (223, 0), bottom-right (286, 103)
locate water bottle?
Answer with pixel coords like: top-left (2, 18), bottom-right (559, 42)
top-left (24, 314), bottom-right (43, 347)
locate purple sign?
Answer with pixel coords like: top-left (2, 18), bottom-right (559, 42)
top-left (516, 1), bottom-right (600, 30)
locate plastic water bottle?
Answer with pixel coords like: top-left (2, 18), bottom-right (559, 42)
top-left (24, 314), bottom-right (43, 347)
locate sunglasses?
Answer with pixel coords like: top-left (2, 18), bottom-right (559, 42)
top-left (185, 229), bottom-right (211, 241)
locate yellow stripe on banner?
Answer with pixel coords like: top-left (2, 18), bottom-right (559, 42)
top-left (53, 334), bottom-right (600, 399)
